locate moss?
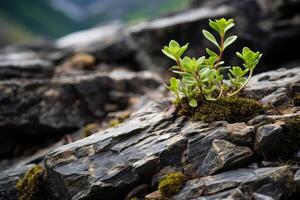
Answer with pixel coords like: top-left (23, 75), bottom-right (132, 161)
top-left (178, 97), bottom-right (264, 123)
top-left (108, 118), bottom-right (121, 128)
top-left (107, 111), bottom-right (131, 128)
top-left (82, 123), bottom-right (99, 137)
top-left (158, 172), bottom-right (185, 199)
top-left (16, 165), bottom-right (44, 200)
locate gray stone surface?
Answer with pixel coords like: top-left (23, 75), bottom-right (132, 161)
top-left (255, 124), bottom-right (284, 157)
top-left (0, 51), bottom-right (54, 80)
top-left (44, 103), bottom-right (187, 200)
top-left (244, 68), bottom-right (300, 100)
top-left (174, 166), bottom-right (294, 200)
top-left (0, 70), bottom-right (161, 157)
top-left (198, 139), bottom-right (253, 176)
top-left (43, 101), bottom-right (258, 200)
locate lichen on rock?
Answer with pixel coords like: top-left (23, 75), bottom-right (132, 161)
top-left (16, 165), bottom-right (44, 200)
top-left (158, 172), bottom-right (185, 199)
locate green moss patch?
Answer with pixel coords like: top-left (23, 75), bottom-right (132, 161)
top-left (82, 123), bottom-right (99, 137)
top-left (16, 165), bottom-right (44, 200)
top-left (178, 97), bottom-right (264, 123)
top-left (158, 172), bottom-right (185, 199)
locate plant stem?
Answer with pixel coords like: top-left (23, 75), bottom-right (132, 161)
top-left (176, 59), bottom-right (183, 71)
top-left (217, 86), bottom-right (223, 99)
top-left (228, 69), bottom-right (253, 97)
top-left (214, 34), bottom-right (224, 68)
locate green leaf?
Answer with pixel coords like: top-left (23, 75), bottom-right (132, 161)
top-left (204, 95), bottom-right (217, 101)
top-left (162, 48), bottom-right (176, 61)
top-left (206, 48), bottom-right (218, 57)
top-left (199, 67), bottom-right (210, 76)
top-left (188, 98), bottom-right (198, 107)
top-left (197, 56), bottom-right (206, 65)
top-left (170, 77), bottom-right (179, 88)
top-left (171, 66), bottom-right (181, 70)
top-left (170, 40), bottom-right (180, 48)
top-left (177, 43), bottom-right (189, 58)
top-left (223, 36), bottom-right (237, 50)
top-left (209, 20), bottom-right (221, 33)
top-left (236, 52), bottom-right (244, 60)
top-left (224, 23), bottom-right (235, 33)
top-left (172, 70), bottom-right (191, 76)
top-left (202, 30), bottom-right (220, 49)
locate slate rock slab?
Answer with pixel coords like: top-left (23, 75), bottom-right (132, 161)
top-left (43, 103), bottom-right (256, 200)
top-left (198, 139), bottom-right (253, 176)
top-left (0, 70), bottom-right (161, 157)
top-left (0, 51), bottom-right (54, 80)
top-left (174, 166), bottom-right (294, 200)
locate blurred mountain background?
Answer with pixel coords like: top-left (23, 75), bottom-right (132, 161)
top-left (0, 0), bottom-right (190, 46)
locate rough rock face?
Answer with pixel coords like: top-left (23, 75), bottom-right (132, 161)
top-left (0, 70), bottom-right (161, 131)
top-left (44, 103), bottom-right (186, 200)
top-left (244, 67), bottom-right (300, 100)
top-left (43, 67), bottom-right (300, 200)
top-left (129, 6), bottom-right (232, 72)
top-left (43, 101), bottom-right (262, 200)
top-left (0, 51), bottom-right (54, 80)
top-left (198, 139), bottom-right (253, 176)
top-left (174, 166), bottom-right (294, 200)
top-left (56, 23), bottom-right (146, 70)
top-left (130, 0), bottom-right (300, 72)
top-left (255, 124), bottom-right (284, 157)
top-left (0, 70), bottom-right (161, 157)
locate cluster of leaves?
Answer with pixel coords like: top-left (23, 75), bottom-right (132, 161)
top-left (163, 18), bottom-right (262, 107)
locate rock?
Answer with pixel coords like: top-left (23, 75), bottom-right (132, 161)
top-left (55, 22), bottom-right (146, 70)
top-left (174, 166), bottom-right (294, 200)
top-left (244, 68), bottom-right (300, 100)
top-left (43, 99), bottom-right (261, 200)
top-left (260, 87), bottom-right (291, 107)
top-left (145, 190), bottom-right (161, 200)
top-left (129, 6), bottom-right (232, 72)
top-left (226, 122), bottom-right (255, 145)
top-left (0, 164), bottom-right (35, 200)
top-left (38, 67), bottom-right (300, 199)
top-left (198, 139), bottom-right (253, 176)
top-left (291, 83), bottom-right (300, 106)
top-left (255, 124), bottom-right (284, 157)
top-left (56, 23), bottom-right (124, 51)
top-left (0, 51), bottom-right (54, 80)
top-left (44, 103), bottom-right (187, 200)
top-left (196, 188), bottom-right (250, 200)
top-left (124, 184), bottom-right (149, 200)
top-left (190, 0), bottom-right (300, 70)
top-left (182, 121), bottom-right (254, 175)
top-left (253, 193), bottom-right (275, 200)
top-left (0, 70), bottom-right (161, 158)
top-left (248, 115), bottom-right (273, 128)
top-left (294, 170), bottom-right (300, 190)
top-left (248, 112), bottom-right (300, 128)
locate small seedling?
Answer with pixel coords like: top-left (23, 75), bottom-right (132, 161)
top-left (163, 18), bottom-right (262, 107)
